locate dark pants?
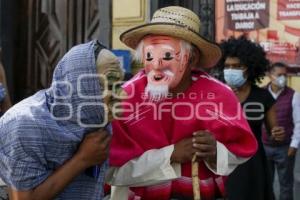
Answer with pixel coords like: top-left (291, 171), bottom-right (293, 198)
top-left (294, 146), bottom-right (300, 200)
top-left (264, 145), bottom-right (294, 200)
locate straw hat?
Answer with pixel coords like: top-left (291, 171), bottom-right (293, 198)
top-left (120, 6), bottom-right (222, 68)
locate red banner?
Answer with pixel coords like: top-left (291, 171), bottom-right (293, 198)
top-left (216, 0), bottom-right (300, 68)
top-left (277, 0), bottom-right (300, 20)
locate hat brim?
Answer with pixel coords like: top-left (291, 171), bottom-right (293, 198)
top-left (120, 22), bottom-right (222, 68)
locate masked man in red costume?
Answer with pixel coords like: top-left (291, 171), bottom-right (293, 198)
top-left (106, 6), bottom-right (258, 200)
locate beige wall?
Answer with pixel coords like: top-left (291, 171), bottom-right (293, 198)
top-left (112, 0), bottom-right (149, 73)
top-left (289, 76), bottom-right (300, 92)
top-left (260, 76), bottom-right (300, 93)
top-left (112, 0), bottom-right (149, 49)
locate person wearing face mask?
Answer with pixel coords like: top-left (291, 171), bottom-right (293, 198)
top-left (105, 7), bottom-right (258, 200)
top-left (218, 35), bottom-right (285, 200)
top-left (262, 62), bottom-right (300, 200)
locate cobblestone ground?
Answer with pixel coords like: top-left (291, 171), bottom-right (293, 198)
top-left (0, 186), bottom-right (8, 200)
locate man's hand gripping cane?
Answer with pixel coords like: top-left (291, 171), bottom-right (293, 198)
top-left (171, 130), bottom-right (217, 200)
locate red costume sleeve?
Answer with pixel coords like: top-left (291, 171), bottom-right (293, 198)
top-left (110, 71), bottom-right (258, 166)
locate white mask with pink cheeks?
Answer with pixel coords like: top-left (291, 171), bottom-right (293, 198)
top-left (142, 35), bottom-right (190, 101)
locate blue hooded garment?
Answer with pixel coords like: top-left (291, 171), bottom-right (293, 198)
top-left (0, 41), bottom-right (108, 199)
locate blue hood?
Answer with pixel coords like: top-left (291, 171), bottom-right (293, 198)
top-left (0, 41), bottom-right (108, 196)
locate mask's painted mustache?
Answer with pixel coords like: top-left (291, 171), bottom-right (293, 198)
top-left (163, 69), bottom-right (174, 77)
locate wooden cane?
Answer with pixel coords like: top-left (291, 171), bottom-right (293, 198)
top-left (192, 154), bottom-right (201, 200)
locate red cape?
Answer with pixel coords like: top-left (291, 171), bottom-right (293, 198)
top-left (109, 70), bottom-right (257, 199)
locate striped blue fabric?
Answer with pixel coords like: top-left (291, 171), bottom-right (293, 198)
top-left (0, 41), bottom-right (108, 199)
top-left (0, 83), bottom-right (6, 103)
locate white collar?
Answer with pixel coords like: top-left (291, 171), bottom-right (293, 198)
top-left (268, 84), bottom-right (284, 99)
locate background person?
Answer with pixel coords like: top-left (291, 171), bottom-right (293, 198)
top-left (294, 141), bottom-right (300, 199)
top-left (218, 35), bottom-right (284, 200)
top-left (262, 62), bottom-right (300, 200)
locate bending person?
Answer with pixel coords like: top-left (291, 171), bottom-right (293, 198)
top-left (0, 41), bottom-right (124, 200)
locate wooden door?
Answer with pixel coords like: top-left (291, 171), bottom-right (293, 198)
top-left (0, 0), bottom-right (111, 102)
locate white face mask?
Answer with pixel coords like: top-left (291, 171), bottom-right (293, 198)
top-left (223, 69), bottom-right (247, 88)
top-left (273, 75), bottom-right (287, 88)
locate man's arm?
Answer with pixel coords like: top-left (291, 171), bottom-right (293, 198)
top-left (107, 132), bottom-right (251, 200)
top-left (107, 141), bottom-right (248, 187)
top-left (289, 92), bottom-right (300, 156)
top-left (265, 105), bottom-right (285, 141)
top-left (107, 136), bottom-right (199, 187)
top-left (183, 130), bottom-right (249, 175)
top-left (106, 145), bottom-right (181, 187)
top-left (107, 130), bottom-right (251, 187)
top-left (205, 142), bottom-right (249, 175)
top-left (9, 130), bottom-right (110, 200)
